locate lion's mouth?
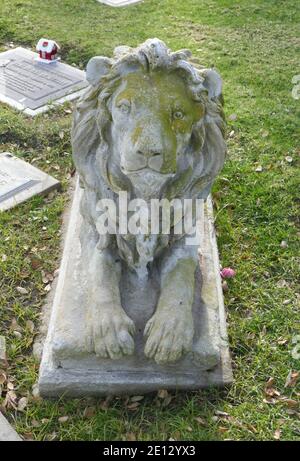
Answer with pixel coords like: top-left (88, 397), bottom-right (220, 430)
top-left (121, 166), bottom-right (175, 177)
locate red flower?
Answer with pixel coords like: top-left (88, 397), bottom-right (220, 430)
top-left (220, 267), bottom-right (236, 279)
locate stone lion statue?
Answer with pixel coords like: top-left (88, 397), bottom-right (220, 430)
top-left (72, 39), bottom-right (226, 365)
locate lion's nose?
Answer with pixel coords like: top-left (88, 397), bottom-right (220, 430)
top-left (136, 149), bottom-right (163, 172)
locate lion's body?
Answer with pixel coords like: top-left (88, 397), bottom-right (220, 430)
top-left (71, 39), bottom-right (226, 363)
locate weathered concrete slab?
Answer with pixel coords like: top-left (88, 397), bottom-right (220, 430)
top-left (97, 0), bottom-right (143, 6)
top-left (0, 152), bottom-right (60, 211)
top-left (0, 413), bottom-right (21, 441)
top-left (0, 47), bottom-right (88, 116)
top-left (38, 179), bottom-right (232, 397)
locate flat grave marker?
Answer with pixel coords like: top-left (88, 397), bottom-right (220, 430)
top-left (0, 412), bottom-right (22, 441)
top-left (0, 152), bottom-right (60, 211)
top-left (0, 47), bottom-right (88, 116)
top-left (97, 0), bottom-right (143, 7)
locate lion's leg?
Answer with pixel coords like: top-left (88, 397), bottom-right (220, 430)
top-left (85, 247), bottom-right (135, 359)
top-left (144, 245), bottom-right (197, 364)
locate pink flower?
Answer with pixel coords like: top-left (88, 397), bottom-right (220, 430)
top-left (220, 267), bottom-right (236, 279)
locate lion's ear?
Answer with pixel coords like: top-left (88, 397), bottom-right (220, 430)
top-left (200, 69), bottom-right (222, 100)
top-left (86, 57), bottom-right (112, 86)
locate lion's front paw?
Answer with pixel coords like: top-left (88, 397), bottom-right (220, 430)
top-left (86, 308), bottom-right (135, 359)
top-left (144, 308), bottom-right (194, 364)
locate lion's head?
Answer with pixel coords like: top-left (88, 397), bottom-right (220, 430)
top-left (72, 38), bottom-right (226, 205)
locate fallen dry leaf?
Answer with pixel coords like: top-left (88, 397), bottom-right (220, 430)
top-left (126, 432), bottom-right (136, 441)
top-left (11, 320), bottom-right (22, 333)
top-left (277, 338), bottom-right (288, 345)
top-left (172, 431), bottom-right (181, 440)
top-left (222, 280), bottom-right (229, 292)
top-left (46, 432), bottom-right (58, 441)
top-left (126, 402), bottom-right (140, 410)
top-left (30, 256), bottom-right (42, 269)
top-left (194, 416), bottom-right (207, 426)
top-left (83, 406), bottom-right (96, 419)
top-left (274, 428), bottom-right (281, 440)
top-left (284, 370), bottom-right (299, 388)
top-left (17, 397), bottom-right (28, 412)
top-left (266, 377), bottom-right (275, 388)
top-left (13, 331), bottom-right (22, 339)
top-left (263, 398), bottom-right (277, 405)
top-left (16, 286), bottom-right (28, 295)
top-left (280, 398), bottom-right (299, 409)
top-left (157, 389), bottom-right (168, 399)
top-left (218, 426), bottom-right (228, 433)
top-left (130, 395), bottom-right (144, 402)
top-left (285, 409), bottom-right (299, 416)
top-left (25, 320), bottom-right (35, 333)
top-left (31, 419), bottom-right (41, 428)
top-left (278, 418), bottom-right (286, 426)
top-left (0, 372), bottom-right (6, 385)
top-left (247, 423), bottom-right (258, 434)
top-left (265, 387), bottom-right (280, 398)
top-left (99, 396), bottom-right (113, 410)
top-left (215, 410), bottom-right (230, 418)
top-left (4, 390), bottom-right (18, 410)
top-left (41, 271), bottom-right (54, 284)
top-left (23, 432), bottom-right (34, 441)
top-left (58, 416), bottom-right (69, 423)
top-left (276, 279), bottom-right (288, 288)
top-left (31, 383), bottom-right (40, 398)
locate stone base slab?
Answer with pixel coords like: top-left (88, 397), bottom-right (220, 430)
top-left (38, 179), bottom-right (232, 397)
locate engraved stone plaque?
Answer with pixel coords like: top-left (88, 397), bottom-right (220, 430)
top-left (0, 47), bottom-right (88, 115)
top-left (0, 153), bottom-right (60, 211)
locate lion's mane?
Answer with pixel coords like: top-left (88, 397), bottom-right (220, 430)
top-left (71, 39), bottom-right (226, 263)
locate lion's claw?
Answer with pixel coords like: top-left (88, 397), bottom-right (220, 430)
top-left (144, 309), bottom-right (194, 364)
top-left (86, 309), bottom-right (135, 359)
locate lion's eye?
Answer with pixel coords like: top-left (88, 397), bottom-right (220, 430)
top-left (117, 101), bottom-right (131, 114)
top-left (173, 110), bottom-right (184, 120)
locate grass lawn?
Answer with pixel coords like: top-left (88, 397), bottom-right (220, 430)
top-left (0, 0), bottom-right (299, 441)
